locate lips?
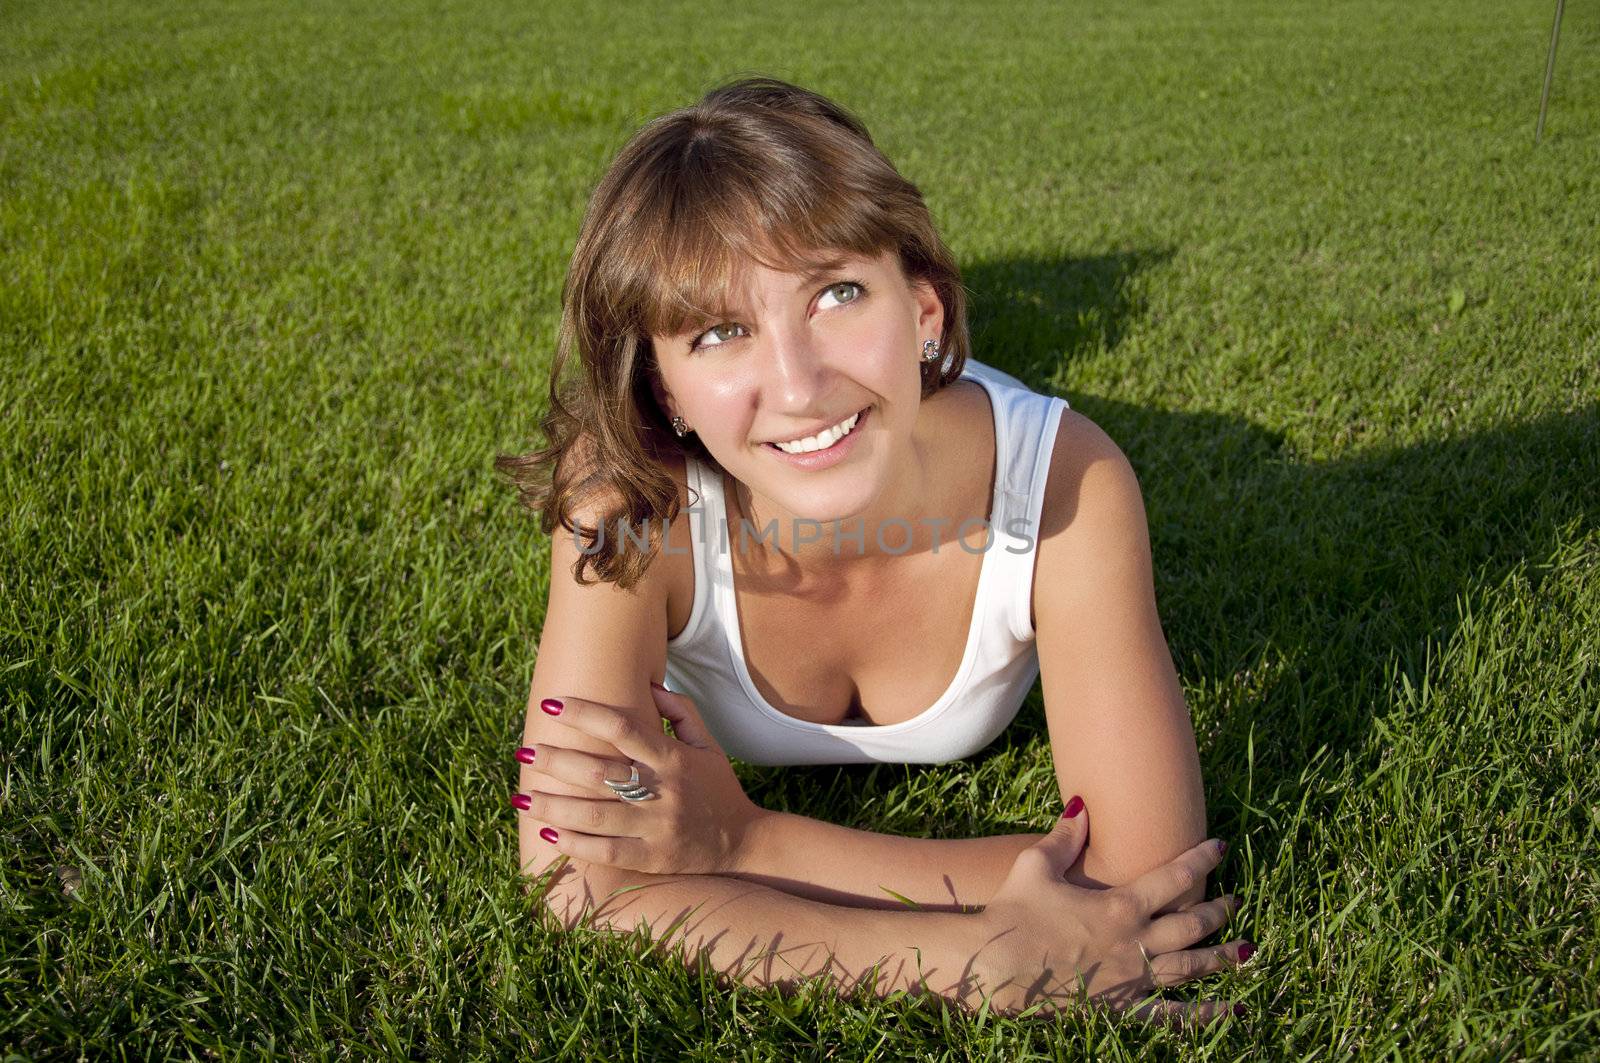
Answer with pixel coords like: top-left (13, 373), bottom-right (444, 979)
top-left (762, 406), bottom-right (869, 452)
top-left (762, 407), bottom-right (868, 448)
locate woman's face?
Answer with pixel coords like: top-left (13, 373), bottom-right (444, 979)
top-left (650, 248), bottom-right (944, 525)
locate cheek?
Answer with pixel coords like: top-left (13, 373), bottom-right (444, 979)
top-left (698, 375), bottom-right (760, 446)
top-left (829, 310), bottom-right (912, 373)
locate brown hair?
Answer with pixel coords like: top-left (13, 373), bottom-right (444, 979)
top-left (496, 76), bottom-right (971, 589)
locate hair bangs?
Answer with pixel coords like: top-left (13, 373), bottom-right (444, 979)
top-left (629, 150), bottom-right (900, 345)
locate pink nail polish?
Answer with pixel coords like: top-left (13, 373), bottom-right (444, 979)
top-left (1232, 1003), bottom-right (1245, 1018)
top-left (540, 698), bottom-right (563, 715)
top-left (1237, 942), bottom-right (1255, 962)
top-left (515, 746), bottom-right (537, 764)
top-left (1216, 839), bottom-right (1228, 858)
top-left (1062, 795), bottom-right (1084, 819)
top-left (510, 793), bottom-right (531, 811)
top-left (539, 826), bottom-right (559, 844)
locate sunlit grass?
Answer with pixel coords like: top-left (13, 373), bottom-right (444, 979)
top-left (2, 0), bottom-right (1597, 1056)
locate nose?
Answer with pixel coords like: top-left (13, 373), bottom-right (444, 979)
top-left (763, 320), bottom-right (832, 415)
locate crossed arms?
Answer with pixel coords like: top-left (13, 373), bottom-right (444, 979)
top-left (518, 412), bottom-right (1205, 916)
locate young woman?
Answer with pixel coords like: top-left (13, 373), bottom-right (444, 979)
top-left (500, 77), bottom-right (1251, 1022)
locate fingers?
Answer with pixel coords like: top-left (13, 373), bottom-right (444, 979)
top-left (1022, 795), bottom-right (1090, 878)
top-left (1144, 894), bottom-right (1242, 954)
top-left (512, 789), bottom-right (639, 839)
top-left (522, 742), bottom-right (639, 793)
top-left (1147, 938), bottom-right (1254, 988)
top-left (538, 696), bottom-right (662, 761)
top-left (527, 822), bottom-right (646, 872)
top-left (1123, 837), bottom-right (1227, 914)
top-left (648, 681), bottom-right (717, 750)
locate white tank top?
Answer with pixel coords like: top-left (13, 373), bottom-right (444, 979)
top-left (663, 358), bottom-right (1069, 766)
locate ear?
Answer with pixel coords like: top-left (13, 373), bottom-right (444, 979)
top-left (910, 276), bottom-right (945, 344)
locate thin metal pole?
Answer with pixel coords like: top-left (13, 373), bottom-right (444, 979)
top-left (1536, 0), bottom-right (1566, 144)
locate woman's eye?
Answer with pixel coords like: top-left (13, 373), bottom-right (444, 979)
top-left (691, 323), bottom-right (747, 351)
top-left (818, 281), bottom-right (864, 309)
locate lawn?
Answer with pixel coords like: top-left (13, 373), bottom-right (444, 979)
top-left (2, 0), bottom-right (1597, 1057)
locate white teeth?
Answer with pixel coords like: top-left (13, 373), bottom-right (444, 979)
top-left (773, 410), bottom-right (860, 454)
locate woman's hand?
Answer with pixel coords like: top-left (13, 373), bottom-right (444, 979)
top-left (510, 682), bottom-right (767, 876)
top-left (957, 799), bottom-right (1251, 1025)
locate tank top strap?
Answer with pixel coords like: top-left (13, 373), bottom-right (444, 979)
top-left (667, 455), bottom-right (721, 649)
top-left (686, 455), bottom-right (733, 569)
top-left (960, 361), bottom-right (1069, 644)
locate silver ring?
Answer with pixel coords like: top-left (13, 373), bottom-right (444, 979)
top-left (602, 764), bottom-right (641, 791)
top-left (604, 763), bottom-right (655, 801)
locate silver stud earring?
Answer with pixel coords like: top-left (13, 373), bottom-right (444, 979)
top-left (670, 416), bottom-right (690, 438)
top-left (921, 339), bottom-right (941, 363)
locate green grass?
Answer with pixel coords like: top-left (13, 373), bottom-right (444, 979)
top-left (3, 0), bottom-right (1598, 1057)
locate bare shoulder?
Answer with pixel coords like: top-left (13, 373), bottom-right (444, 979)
top-left (543, 450), bottom-right (693, 639)
top-left (532, 448), bottom-right (697, 706)
top-left (1029, 407), bottom-right (1153, 629)
top-left (1041, 408), bottom-right (1145, 527)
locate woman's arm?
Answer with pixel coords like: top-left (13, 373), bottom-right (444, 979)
top-left (534, 843), bottom-right (985, 1005)
top-left (1030, 412), bottom-right (1208, 898)
top-left (724, 814), bottom-right (1044, 911)
top-left (533, 800), bottom-right (1243, 1021)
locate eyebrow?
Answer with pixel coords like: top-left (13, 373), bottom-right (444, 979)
top-left (787, 256), bottom-right (864, 288)
top-left (791, 261), bottom-right (855, 290)
top-left (675, 259), bottom-right (863, 340)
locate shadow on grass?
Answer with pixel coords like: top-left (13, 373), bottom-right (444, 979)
top-left (743, 252), bottom-right (1599, 837)
top-left (963, 250), bottom-right (1174, 382)
top-left (1057, 397), bottom-right (1599, 792)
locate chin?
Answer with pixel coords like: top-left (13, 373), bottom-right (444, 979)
top-left (729, 432), bottom-right (885, 524)
top-left (776, 479), bottom-right (879, 526)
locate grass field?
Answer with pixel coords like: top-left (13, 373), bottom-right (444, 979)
top-left (3, 0), bottom-right (1598, 1057)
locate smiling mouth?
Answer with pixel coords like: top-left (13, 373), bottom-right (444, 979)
top-left (762, 406), bottom-right (870, 454)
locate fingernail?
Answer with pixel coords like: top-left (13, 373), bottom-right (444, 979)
top-left (1216, 839), bottom-right (1228, 858)
top-left (1237, 942), bottom-right (1255, 963)
top-left (650, 679), bottom-right (668, 692)
top-left (539, 826), bottom-right (559, 844)
top-left (1062, 795), bottom-right (1084, 819)
top-left (540, 698), bottom-right (563, 715)
top-left (515, 746), bottom-right (537, 764)
top-left (510, 793), bottom-right (531, 811)
top-left (1232, 1002), bottom-right (1246, 1018)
